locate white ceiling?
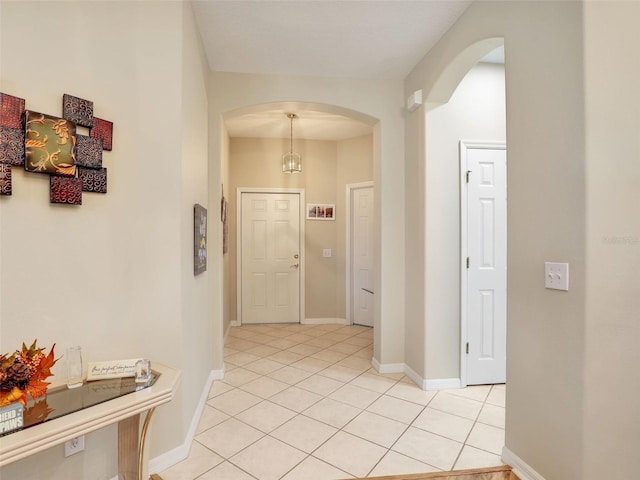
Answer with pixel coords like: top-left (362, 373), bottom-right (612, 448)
top-left (192, 0), bottom-right (475, 140)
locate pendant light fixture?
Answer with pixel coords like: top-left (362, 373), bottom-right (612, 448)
top-left (282, 113), bottom-right (302, 174)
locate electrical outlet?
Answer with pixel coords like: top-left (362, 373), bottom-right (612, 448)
top-left (64, 435), bottom-right (85, 457)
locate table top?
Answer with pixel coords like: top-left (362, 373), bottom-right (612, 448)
top-left (0, 362), bottom-right (180, 466)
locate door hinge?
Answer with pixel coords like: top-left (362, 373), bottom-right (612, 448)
top-left (466, 170), bottom-right (472, 183)
top-left (466, 342), bottom-right (469, 354)
top-left (466, 257), bottom-right (470, 269)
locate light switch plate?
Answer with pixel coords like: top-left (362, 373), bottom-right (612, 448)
top-left (322, 249), bottom-right (332, 258)
top-left (545, 262), bottom-right (569, 291)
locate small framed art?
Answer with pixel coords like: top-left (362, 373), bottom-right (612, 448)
top-left (307, 203), bottom-right (335, 221)
top-left (194, 204), bottom-right (207, 275)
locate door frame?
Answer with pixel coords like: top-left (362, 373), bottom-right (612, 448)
top-left (459, 141), bottom-right (506, 387)
top-left (236, 187), bottom-right (306, 326)
top-left (346, 181), bottom-right (374, 325)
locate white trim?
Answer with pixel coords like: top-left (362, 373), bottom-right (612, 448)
top-left (236, 188), bottom-right (306, 326)
top-left (149, 369), bottom-right (222, 475)
top-left (230, 320), bottom-right (240, 327)
top-left (459, 140), bottom-right (507, 387)
top-left (403, 364), bottom-right (427, 389)
top-left (371, 357), bottom-right (404, 374)
top-left (302, 317), bottom-right (348, 325)
top-left (425, 378), bottom-right (461, 391)
top-left (346, 181), bottom-right (374, 326)
top-left (502, 446), bottom-right (547, 480)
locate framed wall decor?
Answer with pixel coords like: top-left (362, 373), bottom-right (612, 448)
top-left (307, 203), bottom-right (335, 221)
top-left (194, 204), bottom-right (207, 275)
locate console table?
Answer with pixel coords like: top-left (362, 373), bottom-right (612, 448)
top-left (0, 362), bottom-right (180, 480)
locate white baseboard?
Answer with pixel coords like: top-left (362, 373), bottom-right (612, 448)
top-left (425, 377), bottom-right (461, 391)
top-left (399, 365), bottom-right (462, 392)
top-left (148, 368), bottom-right (223, 475)
top-left (502, 446), bottom-right (547, 480)
top-left (302, 317), bottom-right (348, 325)
top-left (230, 320), bottom-right (240, 327)
top-left (403, 364), bottom-right (427, 389)
top-left (372, 357), bottom-right (405, 374)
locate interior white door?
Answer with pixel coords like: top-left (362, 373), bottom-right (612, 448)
top-left (241, 192), bottom-right (300, 324)
top-left (352, 186), bottom-right (374, 327)
top-left (463, 143), bottom-right (507, 385)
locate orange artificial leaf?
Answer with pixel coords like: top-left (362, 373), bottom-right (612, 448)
top-left (37, 343), bottom-right (58, 378)
top-left (26, 379), bottom-right (50, 401)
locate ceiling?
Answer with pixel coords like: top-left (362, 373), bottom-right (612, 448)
top-left (191, 0), bottom-right (475, 140)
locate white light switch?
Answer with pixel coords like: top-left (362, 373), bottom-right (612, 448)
top-left (322, 249), bottom-right (332, 258)
top-left (545, 262), bottom-right (569, 291)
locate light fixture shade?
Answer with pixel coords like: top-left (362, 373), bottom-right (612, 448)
top-left (282, 151), bottom-right (302, 173)
top-left (282, 113), bottom-right (302, 173)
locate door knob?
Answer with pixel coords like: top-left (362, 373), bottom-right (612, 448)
top-left (290, 263), bottom-right (299, 268)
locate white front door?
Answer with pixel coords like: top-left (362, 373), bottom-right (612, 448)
top-left (352, 186), bottom-right (374, 327)
top-left (241, 192), bottom-right (300, 324)
top-left (462, 142), bottom-right (507, 385)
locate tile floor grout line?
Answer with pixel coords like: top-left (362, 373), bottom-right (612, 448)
top-left (166, 325), bottom-right (504, 480)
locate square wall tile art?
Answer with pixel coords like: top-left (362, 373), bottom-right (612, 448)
top-left (0, 93), bottom-right (25, 129)
top-left (0, 126), bottom-right (25, 165)
top-left (79, 167), bottom-right (107, 193)
top-left (0, 91), bottom-right (113, 204)
top-left (50, 176), bottom-right (82, 205)
top-left (25, 111), bottom-right (76, 177)
top-left (76, 134), bottom-right (103, 168)
top-left (90, 117), bottom-right (113, 151)
top-left (62, 93), bottom-right (93, 128)
top-left (0, 164), bottom-right (12, 195)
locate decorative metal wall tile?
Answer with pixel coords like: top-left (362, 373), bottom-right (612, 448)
top-left (0, 164), bottom-right (12, 195)
top-left (62, 94), bottom-right (93, 128)
top-left (25, 111), bottom-right (76, 177)
top-left (90, 117), bottom-right (113, 151)
top-left (0, 93), bottom-right (25, 129)
top-left (50, 176), bottom-right (82, 205)
top-left (0, 127), bottom-right (25, 165)
top-left (76, 134), bottom-right (103, 168)
top-left (79, 167), bottom-right (107, 193)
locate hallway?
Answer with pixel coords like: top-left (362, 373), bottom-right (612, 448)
top-left (160, 324), bottom-right (506, 480)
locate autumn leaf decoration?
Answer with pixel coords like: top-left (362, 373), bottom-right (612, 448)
top-left (0, 340), bottom-right (58, 407)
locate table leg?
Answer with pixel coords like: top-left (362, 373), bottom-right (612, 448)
top-left (118, 414), bottom-right (140, 480)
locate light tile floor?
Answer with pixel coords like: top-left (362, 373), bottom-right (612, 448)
top-left (159, 324), bottom-right (506, 480)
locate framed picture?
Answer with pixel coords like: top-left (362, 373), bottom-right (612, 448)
top-left (307, 203), bottom-right (335, 221)
top-left (194, 204), bottom-right (207, 275)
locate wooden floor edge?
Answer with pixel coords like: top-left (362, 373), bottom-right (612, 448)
top-left (353, 464), bottom-right (519, 480)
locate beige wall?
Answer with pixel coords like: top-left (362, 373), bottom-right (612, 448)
top-left (227, 135), bottom-right (372, 322)
top-left (583, 3), bottom-right (640, 480)
top-left (424, 63), bottom-right (506, 380)
top-left (406, 1), bottom-right (587, 478)
top-left (0, 2), bottom-right (210, 479)
top-left (405, 1), bottom-right (638, 479)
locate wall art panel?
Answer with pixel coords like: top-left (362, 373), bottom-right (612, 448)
top-left (90, 117), bottom-right (113, 151)
top-left (62, 93), bottom-right (93, 128)
top-left (0, 126), bottom-right (25, 165)
top-left (50, 176), bottom-right (82, 205)
top-left (25, 111), bottom-right (76, 177)
top-left (79, 166), bottom-right (107, 193)
top-left (0, 164), bottom-right (12, 195)
top-left (0, 93), bottom-right (25, 129)
top-left (76, 134), bottom-right (103, 168)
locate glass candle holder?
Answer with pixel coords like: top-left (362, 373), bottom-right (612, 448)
top-left (66, 346), bottom-right (83, 389)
